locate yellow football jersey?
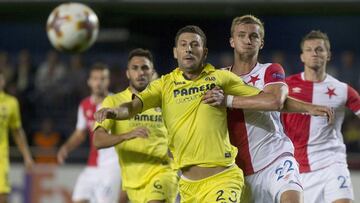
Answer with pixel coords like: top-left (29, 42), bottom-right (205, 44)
top-left (95, 88), bottom-right (172, 189)
top-left (0, 91), bottom-right (22, 168)
top-left (135, 64), bottom-right (261, 170)
top-left (0, 91), bottom-right (22, 193)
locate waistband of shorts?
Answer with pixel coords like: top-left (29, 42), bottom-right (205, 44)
top-left (180, 164), bottom-right (237, 183)
top-left (254, 152), bottom-right (294, 175)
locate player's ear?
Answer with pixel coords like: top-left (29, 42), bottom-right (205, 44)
top-left (260, 39), bottom-right (264, 50)
top-left (327, 51), bottom-right (331, 61)
top-left (150, 66), bottom-right (155, 76)
top-left (230, 37), bottom-right (235, 48)
top-left (300, 52), bottom-right (305, 63)
top-left (126, 69), bottom-right (130, 79)
top-left (203, 47), bottom-right (208, 60)
top-left (173, 47), bottom-right (178, 59)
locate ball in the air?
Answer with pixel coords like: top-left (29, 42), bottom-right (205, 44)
top-left (46, 2), bottom-right (99, 53)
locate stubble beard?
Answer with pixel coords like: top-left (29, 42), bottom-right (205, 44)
top-left (131, 82), bottom-right (147, 93)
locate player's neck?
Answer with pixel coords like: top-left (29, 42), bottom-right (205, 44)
top-left (91, 92), bottom-right (107, 104)
top-left (232, 55), bottom-right (257, 76)
top-left (182, 72), bottom-right (200, 80)
top-left (129, 85), bottom-right (139, 94)
top-left (181, 68), bottom-right (202, 80)
top-left (304, 66), bottom-right (327, 82)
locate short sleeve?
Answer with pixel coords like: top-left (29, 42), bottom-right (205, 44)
top-left (264, 63), bottom-right (286, 85)
top-left (9, 98), bottom-right (22, 130)
top-left (135, 79), bottom-right (163, 112)
top-left (346, 85), bottom-right (360, 115)
top-left (94, 96), bottom-right (116, 131)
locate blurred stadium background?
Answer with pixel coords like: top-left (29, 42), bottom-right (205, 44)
top-left (1, 0), bottom-right (360, 202)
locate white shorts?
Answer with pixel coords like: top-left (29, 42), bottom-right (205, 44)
top-left (245, 155), bottom-right (303, 203)
top-left (72, 166), bottom-right (121, 203)
top-left (301, 163), bottom-right (354, 203)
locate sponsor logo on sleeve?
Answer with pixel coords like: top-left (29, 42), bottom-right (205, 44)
top-left (272, 73), bottom-right (285, 80)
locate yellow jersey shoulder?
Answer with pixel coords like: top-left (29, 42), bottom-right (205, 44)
top-left (0, 92), bottom-right (19, 106)
top-left (104, 89), bottom-right (132, 106)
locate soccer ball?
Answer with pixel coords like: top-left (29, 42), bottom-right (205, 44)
top-left (46, 3), bottom-right (99, 53)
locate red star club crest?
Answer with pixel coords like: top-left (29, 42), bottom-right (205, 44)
top-left (247, 74), bottom-right (260, 86)
top-left (325, 87), bottom-right (337, 99)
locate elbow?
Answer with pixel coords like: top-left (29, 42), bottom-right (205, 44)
top-left (93, 141), bottom-right (102, 150)
top-left (93, 132), bottom-right (105, 149)
top-left (93, 138), bottom-right (102, 149)
top-left (93, 138), bottom-right (106, 150)
top-left (269, 98), bottom-right (285, 111)
top-left (269, 86), bottom-right (288, 111)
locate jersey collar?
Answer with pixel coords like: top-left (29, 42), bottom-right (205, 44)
top-left (126, 87), bottom-right (134, 95)
top-left (301, 72), bottom-right (328, 83)
top-left (174, 63), bottom-right (216, 77)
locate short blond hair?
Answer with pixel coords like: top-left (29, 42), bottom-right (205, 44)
top-left (231, 15), bottom-right (265, 39)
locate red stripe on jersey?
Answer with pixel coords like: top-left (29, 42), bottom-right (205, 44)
top-left (264, 63), bottom-right (286, 84)
top-left (80, 97), bottom-right (99, 166)
top-left (281, 113), bottom-right (311, 172)
top-left (227, 108), bottom-right (254, 175)
top-left (346, 85), bottom-right (360, 113)
top-left (282, 74), bottom-right (313, 172)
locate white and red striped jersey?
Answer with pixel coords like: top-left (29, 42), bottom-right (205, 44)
top-left (76, 96), bottom-right (118, 167)
top-left (227, 63), bottom-right (295, 175)
top-left (281, 73), bottom-right (360, 173)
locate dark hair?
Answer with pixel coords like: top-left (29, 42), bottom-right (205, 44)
top-left (90, 62), bottom-right (109, 72)
top-left (128, 48), bottom-right (154, 63)
top-left (300, 30), bottom-right (331, 52)
top-left (174, 25), bottom-right (207, 48)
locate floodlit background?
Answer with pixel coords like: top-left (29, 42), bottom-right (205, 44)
top-left (1, 0), bottom-right (360, 202)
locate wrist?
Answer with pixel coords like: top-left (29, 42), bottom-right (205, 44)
top-left (111, 108), bottom-right (120, 119)
top-left (123, 132), bottom-right (132, 141)
top-left (226, 95), bottom-right (234, 108)
top-left (24, 154), bottom-right (33, 161)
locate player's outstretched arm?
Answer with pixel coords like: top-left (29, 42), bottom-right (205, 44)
top-left (230, 83), bottom-right (287, 111)
top-left (12, 127), bottom-right (34, 170)
top-left (93, 127), bottom-right (149, 149)
top-left (284, 96), bottom-right (334, 124)
top-left (57, 129), bottom-right (87, 164)
top-left (203, 84), bottom-right (287, 111)
top-left (95, 97), bottom-right (143, 123)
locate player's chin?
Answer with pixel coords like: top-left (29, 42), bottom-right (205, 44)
top-left (184, 63), bottom-right (202, 72)
top-left (93, 89), bottom-right (103, 95)
top-left (182, 59), bottom-right (196, 66)
top-left (134, 83), bottom-right (147, 92)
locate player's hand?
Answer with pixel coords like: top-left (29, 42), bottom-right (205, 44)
top-left (94, 107), bottom-right (118, 123)
top-left (308, 105), bottom-right (334, 124)
top-left (202, 86), bottom-right (225, 107)
top-left (124, 127), bottom-right (150, 140)
top-left (57, 146), bottom-right (68, 164)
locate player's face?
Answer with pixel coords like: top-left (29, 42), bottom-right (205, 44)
top-left (230, 23), bottom-right (264, 57)
top-left (301, 39), bottom-right (330, 71)
top-left (126, 56), bottom-right (154, 92)
top-left (173, 32), bottom-right (208, 73)
top-left (88, 69), bottom-right (110, 96)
